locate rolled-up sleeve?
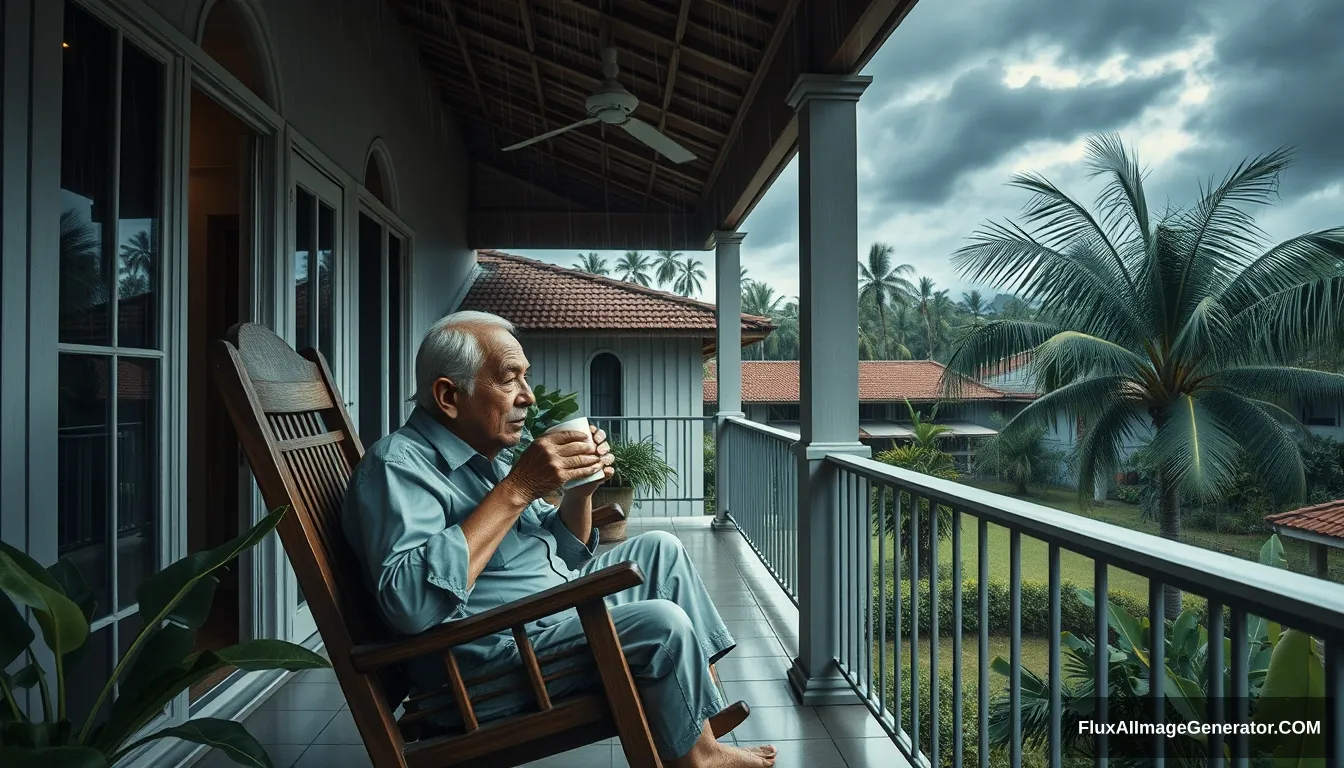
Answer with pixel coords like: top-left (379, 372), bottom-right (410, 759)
top-left (345, 455), bottom-right (472, 635)
top-left (538, 501), bottom-right (599, 569)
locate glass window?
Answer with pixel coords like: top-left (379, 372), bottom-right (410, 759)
top-left (57, 2), bottom-right (166, 730)
top-left (388, 234), bottom-right (404, 428)
top-left (590, 353), bottom-right (622, 439)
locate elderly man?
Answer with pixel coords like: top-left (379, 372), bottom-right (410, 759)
top-left (343, 311), bottom-right (775, 768)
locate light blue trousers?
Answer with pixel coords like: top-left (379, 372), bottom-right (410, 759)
top-left (441, 530), bottom-right (735, 759)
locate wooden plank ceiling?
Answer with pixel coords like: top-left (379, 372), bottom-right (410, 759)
top-left (387, 0), bottom-right (917, 249)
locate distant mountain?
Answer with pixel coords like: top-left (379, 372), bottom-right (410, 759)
top-left (989, 293), bottom-right (1019, 312)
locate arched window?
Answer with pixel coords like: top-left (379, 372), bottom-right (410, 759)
top-left (590, 353), bottom-right (623, 438)
top-left (198, 0), bottom-right (279, 108)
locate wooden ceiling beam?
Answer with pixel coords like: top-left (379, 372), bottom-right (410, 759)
top-left (431, 0), bottom-right (494, 135)
top-left (697, 0), bottom-right (775, 30)
top-left (532, 4), bottom-right (745, 99)
top-left (642, 0), bottom-right (691, 210)
top-left (516, 0), bottom-right (557, 158)
top-left (550, 0), bottom-right (755, 80)
top-left (406, 10), bottom-right (734, 131)
top-left (698, 0), bottom-right (800, 205)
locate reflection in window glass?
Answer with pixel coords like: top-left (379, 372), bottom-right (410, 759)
top-left (58, 354), bottom-right (113, 617)
top-left (318, 201), bottom-right (335, 366)
top-left (58, 6), bottom-right (114, 346)
top-left (117, 358), bottom-right (159, 608)
top-left (116, 43), bottom-right (163, 350)
top-left (65, 626), bottom-right (112, 732)
top-left (295, 188), bottom-right (314, 351)
top-left (388, 234), bottom-right (404, 428)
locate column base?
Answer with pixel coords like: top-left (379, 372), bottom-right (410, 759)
top-left (787, 658), bottom-right (859, 706)
top-left (709, 516), bottom-right (737, 532)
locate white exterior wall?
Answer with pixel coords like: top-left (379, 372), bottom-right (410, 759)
top-left (520, 334), bottom-right (708, 518)
top-left (2, 0), bottom-right (473, 759)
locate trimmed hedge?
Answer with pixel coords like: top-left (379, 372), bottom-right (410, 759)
top-left (880, 669), bottom-right (1045, 768)
top-left (871, 577), bottom-right (1229, 640)
top-left (873, 577), bottom-right (1147, 640)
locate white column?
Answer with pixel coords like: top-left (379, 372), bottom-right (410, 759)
top-left (712, 231), bottom-right (746, 528)
top-left (786, 73), bottom-right (872, 705)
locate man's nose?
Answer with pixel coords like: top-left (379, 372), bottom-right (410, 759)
top-left (519, 380), bottom-right (536, 406)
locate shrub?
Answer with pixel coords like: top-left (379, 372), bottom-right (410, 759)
top-left (872, 577), bottom-right (1149, 640)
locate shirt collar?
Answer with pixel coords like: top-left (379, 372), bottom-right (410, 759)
top-left (407, 406), bottom-right (484, 472)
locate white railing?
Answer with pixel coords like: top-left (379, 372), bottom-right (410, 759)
top-left (718, 417), bottom-right (799, 601)
top-left (825, 453), bottom-right (1344, 767)
top-left (588, 416), bottom-right (711, 518)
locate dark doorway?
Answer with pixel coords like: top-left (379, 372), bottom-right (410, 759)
top-left (358, 211), bottom-right (407, 441)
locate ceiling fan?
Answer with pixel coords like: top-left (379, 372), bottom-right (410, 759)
top-left (501, 47), bottom-right (698, 164)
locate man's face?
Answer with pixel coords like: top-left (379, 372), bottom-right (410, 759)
top-left (433, 326), bottom-right (535, 457)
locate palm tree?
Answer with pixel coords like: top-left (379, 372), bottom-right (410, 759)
top-left (572, 252), bottom-right (609, 275)
top-left (615, 250), bottom-right (652, 286)
top-left (945, 133), bottom-right (1344, 615)
top-left (960, 290), bottom-right (988, 324)
top-left (858, 242), bottom-right (916, 359)
top-left (673, 256), bottom-right (706, 297)
top-left (654, 249), bottom-right (682, 288)
top-left (742, 281), bottom-right (784, 360)
top-left (916, 277), bottom-right (940, 359)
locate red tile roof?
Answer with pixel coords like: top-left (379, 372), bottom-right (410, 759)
top-left (460, 251), bottom-right (773, 345)
top-left (1266, 500), bottom-right (1344, 539)
top-left (703, 360), bottom-right (1025, 403)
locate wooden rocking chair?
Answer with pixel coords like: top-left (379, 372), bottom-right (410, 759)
top-left (208, 323), bottom-right (748, 768)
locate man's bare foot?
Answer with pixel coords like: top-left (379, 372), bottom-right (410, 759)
top-left (665, 722), bottom-right (775, 768)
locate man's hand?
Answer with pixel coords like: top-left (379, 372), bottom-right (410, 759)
top-left (502, 429), bottom-right (604, 502)
top-left (568, 425), bottom-right (616, 497)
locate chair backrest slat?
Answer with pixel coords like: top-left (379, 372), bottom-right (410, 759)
top-left (210, 322), bottom-right (408, 765)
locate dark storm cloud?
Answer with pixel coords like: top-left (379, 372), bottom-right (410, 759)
top-left (863, 0), bottom-right (1205, 102)
top-left (1180, 0), bottom-right (1344, 197)
top-left (867, 65), bottom-right (1185, 207)
top-left (740, 164), bottom-right (797, 250)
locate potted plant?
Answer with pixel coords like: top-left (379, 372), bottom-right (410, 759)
top-left (592, 438), bottom-right (677, 542)
top-left (0, 508), bottom-right (329, 767)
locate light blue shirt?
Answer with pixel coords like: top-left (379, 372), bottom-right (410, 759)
top-left (342, 406), bottom-right (600, 674)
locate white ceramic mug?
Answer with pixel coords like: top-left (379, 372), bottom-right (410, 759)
top-left (543, 415), bottom-right (608, 490)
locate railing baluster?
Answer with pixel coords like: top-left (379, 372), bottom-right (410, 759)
top-left (953, 509), bottom-right (964, 764)
top-left (895, 490), bottom-right (904, 731)
top-left (1206, 600), bottom-right (1224, 767)
top-left (1149, 580), bottom-right (1166, 762)
top-left (979, 517), bottom-right (989, 768)
top-left (879, 484), bottom-right (889, 722)
top-left (910, 492), bottom-right (921, 758)
top-left (865, 476), bottom-right (874, 700)
top-left (1095, 560), bottom-right (1109, 766)
top-left (931, 497), bottom-right (941, 768)
top-left (1010, 529), bottom-right (1022, 768)
top-left (1230, 608), bottom-right (1249, 766)
top-left (1049, 544), bottom-right (1061, 768)
top-left (841, 471), bottom-right (851, 674)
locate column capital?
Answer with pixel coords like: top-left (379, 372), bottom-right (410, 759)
top-left (786, 74), bottom-right (873, 109)
top-left (710, 230), bottom-right (748, 247)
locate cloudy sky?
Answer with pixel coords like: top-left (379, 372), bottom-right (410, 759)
top-left (508, 0), bottom-right (1344, 304)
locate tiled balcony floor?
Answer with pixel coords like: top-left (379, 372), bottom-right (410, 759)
top-left (199, 517), bottom-right (908, 768)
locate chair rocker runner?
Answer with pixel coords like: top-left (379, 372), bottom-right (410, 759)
top-left (208, 322), bottom-right (750, 768)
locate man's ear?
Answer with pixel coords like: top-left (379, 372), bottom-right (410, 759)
top-left (433, 378), bottom-right (461, 419)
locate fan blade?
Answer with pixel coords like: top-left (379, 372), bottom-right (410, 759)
top-left (621, 118), bottom-right (697, 164)
top-left (502, 118), bottom-right (598, 151)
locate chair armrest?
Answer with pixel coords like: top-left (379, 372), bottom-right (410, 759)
top-left (349, 561), bottom-right (645, 672)
top-left (592, 502), bottom-right (625, 529)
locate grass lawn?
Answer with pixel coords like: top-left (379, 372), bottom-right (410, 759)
top-left (882, 635), bottom-right (1053, 700)
top-left (958, 479), bottom-right (1344, 585)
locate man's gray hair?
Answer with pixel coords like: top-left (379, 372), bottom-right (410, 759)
top-left (412, 311), bottom-right (516, 410)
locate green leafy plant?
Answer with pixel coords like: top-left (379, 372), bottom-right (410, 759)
top-left (608, 438), bottom-right (677, 495)
top-left (974, 413), bottom-right (1064, 494)
top-left (0, 508), bottom-right (330, 766)
top-left (512, 385), bottom-right (580, 461)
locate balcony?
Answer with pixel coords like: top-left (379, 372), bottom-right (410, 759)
top-left (208, 514), bottom-right (905, 768)
top-left (212, 414), bottom-right (1344, 767)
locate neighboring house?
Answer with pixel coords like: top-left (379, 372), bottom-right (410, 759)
top-left (703, 360), bottom-right (1031, 469)
top-left (458, 251), bottom-right (773, 517)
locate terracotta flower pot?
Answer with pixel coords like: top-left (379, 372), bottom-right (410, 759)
top-left (592, 486), bottom-right (636, 542)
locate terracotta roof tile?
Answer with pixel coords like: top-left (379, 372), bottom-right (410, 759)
top-left (460, 251), bottom-right (773, 338)
top-left (1266, 500), bottom-right (1344, 539)
top-left (703, 360), bottom-right (1025, 403)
